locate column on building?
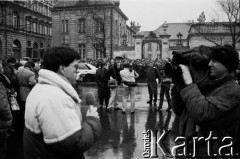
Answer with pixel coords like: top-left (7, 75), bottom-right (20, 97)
top-left (159, 23), bottom-right (171, 59)
top-left (133, 34), bottom-right (144, 59)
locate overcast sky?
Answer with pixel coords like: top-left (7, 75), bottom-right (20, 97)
top-left (120, 0), bottom-right (222, 31)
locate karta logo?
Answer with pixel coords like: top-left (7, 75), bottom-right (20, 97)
top-left (142, 130), bottom-right (238, 158)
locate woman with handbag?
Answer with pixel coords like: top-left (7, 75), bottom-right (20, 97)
top-left (106, 61), bottom-right (122, 112)
top-left (120, 61), bottom-right (139, 114)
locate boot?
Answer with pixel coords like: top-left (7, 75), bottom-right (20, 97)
top-left (153, 94), bottom-right (157, 107)
top-left (158, 98), bottom-right (163, 110)
top-left (166, 100), bottom-right (172, 111)
top-left (147, 95), bottom-right (153, 106)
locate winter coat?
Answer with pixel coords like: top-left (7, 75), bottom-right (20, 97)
top-left (17, 67), bottom-right (37, 101)
top-left (107, 66), bottom-right (122, 85)
top-left (146, 67), bottom-right (160, 94)
top-left (96, 68), bottom-right (110, 98)
top-left (146, 67), bottom-right (160, 83)
top-left (23, 69), bottom-right (102, 159)
top-left (172, 74), bottom-right (240, 154)
top-left (0, 74), bottom-right (13, 132)
top-left (3, 65), bottom-right (18, 90)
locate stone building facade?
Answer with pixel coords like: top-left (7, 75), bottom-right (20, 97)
top-left (136, 21), bottom-right (240, 61)
top-left (0, 0), bottom-right (53, 60)
top-left (52, 0), bottom-right (137, 59)
top-left (188, 22), bottom-right (240, 50)
top-left (137, 23), bottom-right (191, 60)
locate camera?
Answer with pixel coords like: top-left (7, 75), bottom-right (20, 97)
top-left (165, 46), bottom-right (213, 88)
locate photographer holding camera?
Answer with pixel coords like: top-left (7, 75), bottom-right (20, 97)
top-left (172, 45), bottom-right (240, 157)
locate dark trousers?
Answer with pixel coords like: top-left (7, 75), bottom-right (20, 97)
top-left (0, 131), bottom-right (8, 159)
top-left (149, 94), bottom-right (158, 104)
top-left (98, 86), bottom-right (110, 107)
top-left (159, 84), bottom-right (171, 108)
top-left (18, 101), bottom-right (26, 134)
top-left (99, 96), bottom-right (110, 107)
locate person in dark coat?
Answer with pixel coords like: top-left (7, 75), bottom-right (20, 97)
top-left (158, 59), bottom-right (172, 111)
top-left (146, 61), bottom-right (161, 107)
top-left (106, 61), bottom-right (122, 112)
top-left (3, 57), bottom-right (18, 91)
top-left (172, 45), bottom-right (240, 157)
top-left (95, 61), bottom-right (110, 108)
top-left (0, 59), bottom-right (13, 159)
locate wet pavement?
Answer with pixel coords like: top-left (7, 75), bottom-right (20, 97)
top-left (7, 83), bottom-right (179, 159)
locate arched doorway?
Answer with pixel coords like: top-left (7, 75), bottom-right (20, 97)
top-left (142, 32), bottom-right (162, 60)
top-left (13, 39), bottom-right (21, 61)
top-left (33, 42), bottom-right (38, 58)
top-left (142, 41), bottom-right (162, 60)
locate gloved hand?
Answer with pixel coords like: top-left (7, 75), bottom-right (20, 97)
top-left (86, 106), bottom-right (99, 119)
top-left (179, 64), bottom-right (193, 85)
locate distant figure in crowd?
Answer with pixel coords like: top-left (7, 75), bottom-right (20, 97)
top-left (96, 61), bottom-right (110, 108)
top-left (0, 58), bottom-right (13, 159)
top-left (120, 62), bottom-right (139, 114)
top-left (23, 46), bottom-right (101, 159)
top-left (146, 61), bottom-right (160, 107)
top-left (235, 63), bottom-right (240, 84)
top-left (17, 61), bottom-right (37, 115)
top-left (107, 60), bottom-right (122, 112)
top-left (158, 59), bottom-right (172, 111)
top-left (172, 45), bottom-right (240, 157)
top-left (3, 57), bottom-right (18, 91)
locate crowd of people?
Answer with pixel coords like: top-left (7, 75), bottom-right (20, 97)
top-left (94, 57), bottom-right (174, 114)
top-left (1, 44), bottom-right (240, 158)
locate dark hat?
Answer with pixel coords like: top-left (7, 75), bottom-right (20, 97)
top-left (211, 46), bottom-right (239, 72)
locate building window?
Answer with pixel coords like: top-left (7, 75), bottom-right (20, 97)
top-left (27, 41), bottom-right (31, 47)
top-left (0, 6), bottom-right (6, 24)
top-left (78, 44), bottom-right (86, 59)
top-left (177, 32), bottom-right (183, 45)
top-left (115, 20), bottom-right (118, 36)
top-left (120, 23), bottom-right (122, 36)
top-left (78, 19), bottom-right (85, 33)
top-left (62, 20), bottom-right (68, 33)
top-left (156, 44), bottom-right (160, 51)
top-left (45, 7), bottom-right (48, 16)
top-left (223, 25), bottom-right (230, 31)
top-left (13, 11), bottom-right (19, 28)
top-left (39, 24), bottom-right (42, 34)
top-left (33, 22), bottom-right (37, 33)
top-left (39, 4), bottom-right (43, 13)
top-left (95, 18), bottom-right (103, 32)
top-left (45, 25), bottom-right (47, 35)
top-left (49, 26), bottom-right (52, 36)
top-left (94, 44), bottom-right (104, 59)
top-left (147, 43), bottom-right (152, 51)
top-left (26, 20), bottom-right (31, 31)
top-left (33, 1), bottom-right (37, 11)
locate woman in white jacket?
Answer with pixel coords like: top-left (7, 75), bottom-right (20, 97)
top-left (120, 61), bottom-right (139, 114)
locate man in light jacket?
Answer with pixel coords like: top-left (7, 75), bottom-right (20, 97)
top-left (23, 46), bottom-right (101, 159)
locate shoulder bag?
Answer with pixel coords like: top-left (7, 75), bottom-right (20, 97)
top-left (108, 68), bottom-right (118, 88)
